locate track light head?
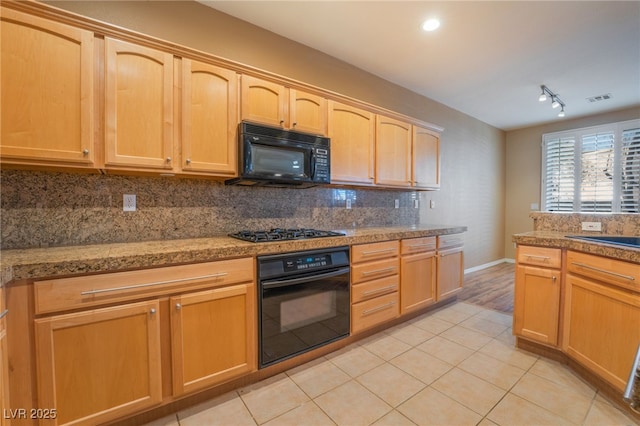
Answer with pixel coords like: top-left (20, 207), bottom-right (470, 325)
top-left (551, 97), bottom-right (560, 108)
top-left (558, 107), bottom-right (565, 117)
top-left (538, 87), bottom-right (547, 102)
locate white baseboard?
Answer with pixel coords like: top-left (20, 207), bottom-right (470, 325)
top-left (464, 258), bottom-right (515, 274)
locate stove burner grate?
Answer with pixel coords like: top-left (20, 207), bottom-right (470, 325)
top-left (230, 228), bottom-right (345, 243)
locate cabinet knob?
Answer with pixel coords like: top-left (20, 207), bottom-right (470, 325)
top-left (292, 122), bottom-right (297, 127)
top-left (186, 159), bottom-right (191, 165)
top-left (166, 157), bottom-right (172, 163)
top-left (279, 120), bottom-right (285, 126)
top-left (150, 308), bottom-right (156, 314)
top-left (552, 276), bottom-right (557, 282)
top-left (82, 149), bottom-right (89, 156)
top-left (176, 303), bottom-right (182, 310)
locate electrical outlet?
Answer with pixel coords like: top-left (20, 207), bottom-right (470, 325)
top-left (430, 200), bottom-right (436, 209)
top-left (346, 199), bottom-right (352, 210)
top-left (394, 199), bottom-right (400, 209)
top-left (414, 199), bottom-right (419, 209)
top-left (123, 194), bottom-right (136, 212)
top-left (581, 221), bottom-right (602, 231)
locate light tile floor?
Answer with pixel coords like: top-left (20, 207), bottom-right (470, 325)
top-left (147, 302), bottom-right (638, 426)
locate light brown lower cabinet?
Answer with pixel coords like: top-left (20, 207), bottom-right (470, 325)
top-left (34, 300), bottom-right (163, 426)
top-left (563, 274), bottom-right (640, 391)
top-left (513, 265), bottom-right (560, 346)
top-left (400, 237), bottom-right (436, 314)
top-left (171, 283), bottom-right (256, 396)
top-left (436, 235), bottom-right (464, 301)
top-left (0, 295), bottom-right (9, 426)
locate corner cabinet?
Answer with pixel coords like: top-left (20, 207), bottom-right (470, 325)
top-left (412, 126), bottom-right (441, 189)
top-left (513, 246), bottom-right (562, 346)
top-left (181, 59), bottom-right (238, 176)
top-left (328, 101), bottom-right (376, 185)
top-left (0, 8), bottom-right (95, 168)
top-left (104, 37), bottom-right (175, 172)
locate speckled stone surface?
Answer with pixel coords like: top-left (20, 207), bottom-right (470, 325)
top-left (530, 212), bottom-right (640, 235)
top-left (515, 212), bottom-right (640, 263)
top-left (0, 225), bottom-right (467, 282)
top-left (512, 230), bottom-right (640, 263)
top-left (1, 170), bottom-right (423, 249)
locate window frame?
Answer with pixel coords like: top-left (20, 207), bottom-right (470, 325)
top-left (541, 118), bottom-right (640, 213)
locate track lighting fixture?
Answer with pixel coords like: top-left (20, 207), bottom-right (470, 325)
top-left (538, 85), bottom-right (566, 118)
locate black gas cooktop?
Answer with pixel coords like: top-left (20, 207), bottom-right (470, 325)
top-left (229, 228), bottom-right (346, 243)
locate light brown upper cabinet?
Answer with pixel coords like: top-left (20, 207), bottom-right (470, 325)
top-left (241, 75), bottom-right (327, 135)
top-left (328, 101), bottom-right (376, 185)
top-left (105, 37), bottom-right (174, 172)
top-left (375, 115), bottom-right (412, 187)
top-left (181, 59), bottom-right (238, 176)
top-left (412, 126), bottom-right (441, 189)
top-left (0, 8), bottom-right (95, 168)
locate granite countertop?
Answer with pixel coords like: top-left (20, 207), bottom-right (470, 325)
top-left (0, 225), bottom-right (467, 283)
top-left (513, 231), bottom-right (640, 263)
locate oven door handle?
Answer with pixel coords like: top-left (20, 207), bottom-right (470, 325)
top-left (262, 267), bottom-right (350, 289)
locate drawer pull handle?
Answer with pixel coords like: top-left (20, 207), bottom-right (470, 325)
top-left (363, 301), bottom-right (395, 316)
top-left (571, 262), bottom-right (635, 281)
top-left (0, 309), bottom-right (8, 320)
top-left (363, 285), bottom-right (396, 296)
top-left (80, 272), bottom-right (229, 296)
top-left (362, 267), bottom-right (396, 277)
top-left (409, 243), bottom-right (434, 248)
top-left (526, 255), bottom-right (550, 261)
top-left (362, 248), bottom-right (396, 256)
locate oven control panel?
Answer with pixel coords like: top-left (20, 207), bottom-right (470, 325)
top-left (284, 254), bottom-right (332, 272)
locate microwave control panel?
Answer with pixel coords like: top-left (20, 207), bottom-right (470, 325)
top-left (314, 148), bottom-right (330, 182)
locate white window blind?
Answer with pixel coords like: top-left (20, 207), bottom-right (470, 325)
top-left (621, 127), bottom-right (640, 213)
top-left (541, 119), bottom-right (640, 213)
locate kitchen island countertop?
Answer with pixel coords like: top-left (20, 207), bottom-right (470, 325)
top-left (1, 225), bottom-right (467, 283)
top-left (512, 230), bottom-right (640, 264)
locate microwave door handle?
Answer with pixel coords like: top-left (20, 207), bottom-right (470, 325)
top-left (262, 267), bottom-right (350, 289)
top-left (310, 149), bottom-right (317, 179)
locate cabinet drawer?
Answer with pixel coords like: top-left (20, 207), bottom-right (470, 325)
top-left (437, 234), bottom-right (464, 250)
top-left (352, 240), bottom-right (399, 263)
top-left (34, 257), bottom-right (254, 314)
top-left (352, 275), bottom-right (399, 304)
top-left (567, 250), bottom-right (639, 292)
top-left (351, 258), bottom-right (399, 284)
top-left (351, 292), bottom-right (399, 334)
top-left (517, 245), bottom-right (561, 269)
top-left (401, 237), bottom-right (436, 255)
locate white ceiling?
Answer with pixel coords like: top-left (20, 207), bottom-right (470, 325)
top-left (200, 1), bottom-right (640, 131)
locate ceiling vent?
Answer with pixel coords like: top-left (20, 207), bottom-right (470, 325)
top-left (586, 93), bottom-right (612, 103)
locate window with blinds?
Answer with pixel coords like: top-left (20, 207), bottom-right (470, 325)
top-left (541, 119), bottom-right (640, 213)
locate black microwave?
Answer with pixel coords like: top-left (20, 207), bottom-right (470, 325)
top-left (225, 122), bottom-right (331, 188)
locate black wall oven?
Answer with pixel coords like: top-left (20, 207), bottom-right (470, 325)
top-left (257, 246), bottom-right (350, 368)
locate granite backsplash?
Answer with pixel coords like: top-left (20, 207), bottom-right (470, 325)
top-left (530, 212), bottom-right (640, 235)
top-left (0, 169), bottom-right (421, 249)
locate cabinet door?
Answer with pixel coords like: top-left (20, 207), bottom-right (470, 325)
top-left (1, 9), bottom-right (94, 167)
top-left (412, 126), bottom-right (440, 189)
top-left (34, 300), bottom-right (162, 425)
top-left (182, 59), bottom-right (238, 175)
top-left (241, 75), bottom-right (287, 127)
top-left (328, 101), bottom-right (375, 185)
top-left (513, 265), bottom-right (560, 346)
top-left (105, 37), bottom-right (174, 170)
top-left (437, 247), bottom-right (464, 300)
top-left (289, 89), bottom-right (327, 135)
top-left (375, 115), bottom-right (412, 187)
top-left (171, 283), bottom-right (256, 396)
top-left (563, 274), bottom-right (640, 392)
top-left (401, 251), bottom-right (436, 314)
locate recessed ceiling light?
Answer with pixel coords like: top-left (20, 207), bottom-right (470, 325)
top-left (422, 18), bottom-right (440, 32)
